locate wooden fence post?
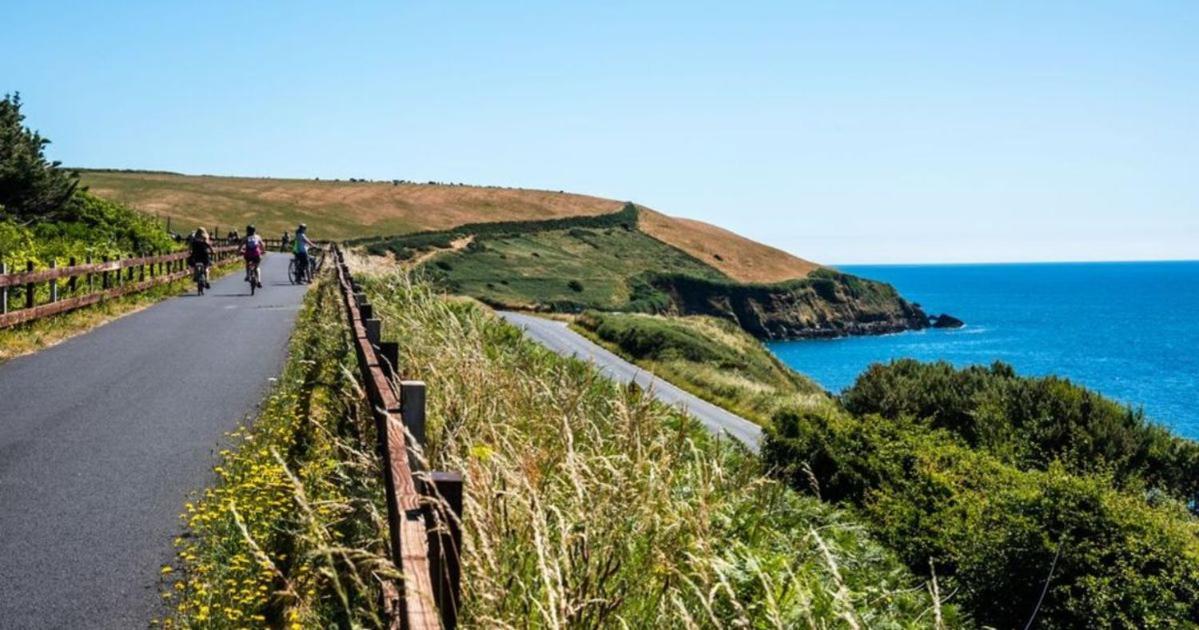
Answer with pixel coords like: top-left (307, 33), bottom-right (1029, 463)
top-left (400, 381), bottom-right (427, 470)
top-left (424, 471), bottom-right (463, 630)
top-left (49, 260), bottom-right (58, 303)
top-left (379, 341), bottom-right (400, 380)
top-left (86, 254), bottom-right (93, 292)
top-left (25, 260), bottom-right (35, 309)
top-left (1, 261), bottom-right (8, 314)
top-left (139, 255), bottom-right (145, 282)
top-left (68, 257), bottom-right (77, 294)
top-left (101, 257), bottom-right (109, 290)
top-left (365, 318), bottom-right (382, 346)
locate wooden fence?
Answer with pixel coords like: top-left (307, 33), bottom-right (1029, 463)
top-left (0, 245), bottom-right (241, 330)
top-left (331, 245), bottom-right (463, 630)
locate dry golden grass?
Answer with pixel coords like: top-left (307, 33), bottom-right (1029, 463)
top-left (638, 208), bottom-right (820, 283)
top-left (82, 171), bottom-right (822, 281)
top-left (82, 171), bottom-right (623, 241)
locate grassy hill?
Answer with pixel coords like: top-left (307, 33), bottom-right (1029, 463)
top-left (367, 204), bottom-right (931, 338)
top-left (80, 169), bottom-right (818, 283)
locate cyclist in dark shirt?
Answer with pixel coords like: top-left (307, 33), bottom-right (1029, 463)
top-left (188, 228), bottom-right (215, 289)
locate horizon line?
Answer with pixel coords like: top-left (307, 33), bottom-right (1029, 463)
top-left (829, 258), bottom-right (1199, 267)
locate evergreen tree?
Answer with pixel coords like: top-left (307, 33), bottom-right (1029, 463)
top-left (0, 92), bottom-right (79, 223)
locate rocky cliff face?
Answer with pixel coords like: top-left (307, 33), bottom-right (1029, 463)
top-left (642, 269), bottom-right (931, 340)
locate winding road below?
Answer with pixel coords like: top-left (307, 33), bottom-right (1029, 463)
top-left (0, 254), bottom-right (306, 629)
top-left (498, 311), bottom-right (762, 451)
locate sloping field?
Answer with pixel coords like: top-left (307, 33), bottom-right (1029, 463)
top-left (639, 209), bottom-right (820, 282)
top-left (81, 170), bottom-right (819, 282)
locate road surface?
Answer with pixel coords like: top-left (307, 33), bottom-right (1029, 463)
top-left (0, 254), bottom-right (306, 629)
top-left (498, 312), bottom-right (762, 451)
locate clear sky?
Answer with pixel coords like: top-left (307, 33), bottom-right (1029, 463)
top-left (3, 1), bottom-right (1196, 263)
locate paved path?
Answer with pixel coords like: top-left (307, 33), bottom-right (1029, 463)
top-left (0, 254), bottom-right (306, 629)
top-left (498, 312), bottom-right (762, 451)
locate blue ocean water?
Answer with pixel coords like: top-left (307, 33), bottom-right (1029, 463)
top-left (768, 261), bottom-right (1199, 440)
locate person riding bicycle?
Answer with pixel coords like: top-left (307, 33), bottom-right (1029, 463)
top-left (292, 224), bottom-right (316, 283)
top-left (188, 228), bottom-right (215, 289)
top-left (240, 224), bottom-right (265, 288)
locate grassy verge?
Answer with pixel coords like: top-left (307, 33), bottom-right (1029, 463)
top-left (360, 273), bottom-right (957, 627)
top-left (0, 261), bottom-right (240, 363)
top-left (164, 273), bottom-right (391, 628)
top-left (572, 310), bottom-right (828, 426)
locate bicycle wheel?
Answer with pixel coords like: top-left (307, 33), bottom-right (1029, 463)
top-left (250, 267), bottom-right (256, 295)
top-left (288, 259), bottom-right (298, 285)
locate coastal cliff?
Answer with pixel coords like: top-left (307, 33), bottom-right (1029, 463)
top-left (637, 269), bottom-right (931, 339)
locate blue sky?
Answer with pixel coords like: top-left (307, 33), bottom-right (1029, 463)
top-left (3, 1), bottom-right (1196, 263)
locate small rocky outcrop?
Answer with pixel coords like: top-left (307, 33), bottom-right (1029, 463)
top-left (930, 313), bottom-right (965, 329)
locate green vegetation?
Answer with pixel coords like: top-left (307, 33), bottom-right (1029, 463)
top-left (167, 275), bottom-right (390, 628)
top-left (1, 92), bottom-right (79, 223)
top-left (1, 94), bottom-right (175, 268)
top-left (359, 274), bottom-right (956, 627)
top-left (365, 202), bottom-right (727, 312)
top-left (172, 271), bottom-right (956, 627)
top-left (0, 94), bottom-right (188, 353)
top-left (575, 310), bottom-right (826, 425)
top-left (764, 361), bottom-right (1199, 629)
top-left (572, 310), bottom-right (1199, 627)
top-left (842, 360), bottom-right (1199, 507)
top-left (366, 204), bottom-right (929, 338)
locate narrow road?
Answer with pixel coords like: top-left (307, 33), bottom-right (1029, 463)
top-left (498, 312), bottom-right (762, 451)
top-left (0, 254), bottom-right (306, 629)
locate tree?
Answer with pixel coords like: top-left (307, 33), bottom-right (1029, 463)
top-left (0, 93), bottom-right (79, 224)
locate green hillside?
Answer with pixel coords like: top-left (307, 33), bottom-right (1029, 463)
top-left (364, 203), bottom-right (932, 339)
top-left (574, 311), bottom-right (827, 424)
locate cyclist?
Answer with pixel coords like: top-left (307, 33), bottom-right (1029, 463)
top-left (240, 224), bottom-right (265, 288)
top-left (188, 227), bottom-right (215, 289)
top-left (293, 223), bottom-right (316, 283)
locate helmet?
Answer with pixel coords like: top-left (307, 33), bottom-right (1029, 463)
top-left (298, 223), bottom-right (307, 231)
top-left (245, 224), bottom-right (256, 235)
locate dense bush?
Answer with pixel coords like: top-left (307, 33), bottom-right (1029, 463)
top-left (842, 360), bottom-right (1199, 508)
top-left (765, 406), bottom-right (1199, 629)
top-left (0, 192), bottom-right (176, 268)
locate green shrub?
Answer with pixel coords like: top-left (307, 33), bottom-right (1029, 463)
top-left (764, 401), bottom-right (1199, 628)
top-left (842, 360), bottom-right (1199, 508)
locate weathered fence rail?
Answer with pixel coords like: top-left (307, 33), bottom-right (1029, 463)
top-left (331, 245), bottom-right (462, 630)
top-left (0, 245), bottom-right (239, 330)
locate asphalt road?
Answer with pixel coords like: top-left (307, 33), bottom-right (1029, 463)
top-left (0, 254), bottom-right (306, 629)
top-left (498, 311), bottom-right (762, 451)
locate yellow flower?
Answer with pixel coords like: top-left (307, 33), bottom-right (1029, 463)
top-left (160, 565), bottom-right (173, 575)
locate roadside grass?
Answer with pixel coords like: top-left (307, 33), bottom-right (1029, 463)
top-left (360, 272), bottom-right (957, 627)
top-left (572, 311), bottom-right (828, 426)
top-left (163, 273), bottom-right (391, 628)
top-left (0, 261), bottom-right (241, 363)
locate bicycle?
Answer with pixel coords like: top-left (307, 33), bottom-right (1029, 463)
top-left (289, 247), bottom-right (324, 285)
top-left (246, 259), bottom-right (262, 295)
top-left (193, 262), bottom-right (209, 295)
top-left (288, 256), bottom-right (305, 285)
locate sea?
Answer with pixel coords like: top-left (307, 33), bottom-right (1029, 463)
top-left (767, 261), bottom-right (1199, 441)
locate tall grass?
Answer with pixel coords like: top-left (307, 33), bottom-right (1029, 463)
top-left (166, 275), bottom-right (392, 628)
top-left (362, 273), bottom-right (956, 628)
